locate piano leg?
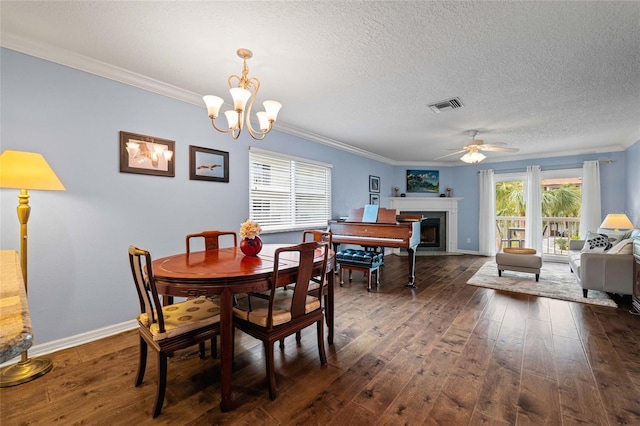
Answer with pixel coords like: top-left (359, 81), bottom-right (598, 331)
top-left (405, 247), bottom-right (417, 288)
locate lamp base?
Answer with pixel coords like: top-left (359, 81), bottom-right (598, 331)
top-left (0, 357), bottom-right (53, 387)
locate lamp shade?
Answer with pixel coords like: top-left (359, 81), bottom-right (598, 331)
top-left (0, 150), bottom-right (65, 191)
top-left (599, 213), bottom-right (633, 230)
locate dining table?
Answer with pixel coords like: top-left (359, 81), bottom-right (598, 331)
top-left (151, 243), bottom-right (335, 412)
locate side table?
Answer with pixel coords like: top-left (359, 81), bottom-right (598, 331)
top-left (0, 250), bottom-right (33, 363)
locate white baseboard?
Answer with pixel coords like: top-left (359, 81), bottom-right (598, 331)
top-left (0, 320), bottom-right (137, 368)
top-left (456, 249), bottom-right (482, 255)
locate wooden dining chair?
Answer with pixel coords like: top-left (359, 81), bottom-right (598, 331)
top-left (232, 241), bottom-right (329, 400)
top-left (296, 230), bottom-right (332, 343)
top-left (185, 230), bottom-right (237, 254)
top-left (128, 246), bottom-right (221, 418)
top-left (181, 230), bottom-right (238, 341)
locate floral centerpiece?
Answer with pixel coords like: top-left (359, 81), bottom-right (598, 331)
top-left (240, 219), bottom-right (261, 239)
top-left (239, 219), bottom-right (263, 256)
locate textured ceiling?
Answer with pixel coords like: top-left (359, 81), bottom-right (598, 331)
top-left (1, 1), bottom-right (639, 165)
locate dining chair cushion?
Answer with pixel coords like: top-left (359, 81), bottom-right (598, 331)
top-left (283, 275), bottom-right (326, 292)
top-left (307, 280), bottom-right (321, 291)
top-left (137, 296), bottom-right (221, 341)
top-left (232, 293), bottom-right (321, 327)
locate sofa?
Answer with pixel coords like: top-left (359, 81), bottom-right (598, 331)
top-left (568, 228), bottom-right (639, 297)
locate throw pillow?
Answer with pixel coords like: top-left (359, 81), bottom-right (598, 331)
top-left (581, 231), bottom-right (613, 253)
top-left (596, 229), bottom-right (627, 245)
top-left (607, 238), bottom-right (634, 255)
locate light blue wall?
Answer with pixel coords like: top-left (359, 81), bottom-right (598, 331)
top-left (0, 49), bottom-right (391, 344)
top-left (1, 47), bottom-right (635, 345)
top-left (625, 140), bottom-right (640, 227)
top-left (391, 152), bottom-right (629, 252)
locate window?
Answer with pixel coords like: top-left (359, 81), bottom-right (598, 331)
top-left (249, 147), bottom-right (332, 233)
top-left (494, 168), bottom-right (582, 257)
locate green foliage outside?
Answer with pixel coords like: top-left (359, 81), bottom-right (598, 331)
top-left (555, 238), bottom-right (569, 250)
top-left (496, 181), bottom-right (581, 218)
top-left (497, 180), bottom-right (582, 250)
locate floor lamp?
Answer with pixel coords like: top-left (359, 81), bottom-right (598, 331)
top-left (0, 150), bottom-right (65, 387)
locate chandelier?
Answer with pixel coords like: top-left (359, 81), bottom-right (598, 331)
top-left (460, 147), bottom-right (486, 164)
top-left (203, 49), bottom-right (282, 141)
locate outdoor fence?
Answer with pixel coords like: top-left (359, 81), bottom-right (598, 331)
top-left (496, 216), bottom-right (581, 255)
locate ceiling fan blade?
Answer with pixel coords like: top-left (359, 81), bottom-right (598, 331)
top-left (434, 149), bottom-right (466, 160)
top-left (477, 145), bottom-right (519, 152)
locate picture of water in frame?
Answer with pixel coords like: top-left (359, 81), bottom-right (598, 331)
top-left (406, 170), bottom-right (439, 193)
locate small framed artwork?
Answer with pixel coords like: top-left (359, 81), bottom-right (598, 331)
top-left (119, 131), bottom-right (175, 177)
top-left (406, 169), bottom-right (439, 193)
top-left (189, 145), bottom-right (229, 182)
top-left (369, 175), bottom-right (380, 193)
top-left (369, 193), bottom-right (380, 205)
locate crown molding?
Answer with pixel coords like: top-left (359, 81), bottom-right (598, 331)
top-left (2, 34), bottom-right (634, 167)
top-left (1, 33), bottom-right (397, 165)
top-left (272, 122), bottom-right (394, 164)
top-left (392, 144), bottom-right (627, 168)
top-left (1, 33), bottom-right (205, 105)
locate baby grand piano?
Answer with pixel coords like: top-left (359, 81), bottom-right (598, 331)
top-left (328, 207), bottom-right (422, 288)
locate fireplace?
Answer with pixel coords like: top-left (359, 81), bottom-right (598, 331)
top-left (389, 197), bottom-right (461, 253)
top-left (402, 211), bottom-right (446, 251)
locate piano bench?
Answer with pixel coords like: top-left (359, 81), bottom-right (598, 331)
top-left (336, 249), bottom-right (383, 292)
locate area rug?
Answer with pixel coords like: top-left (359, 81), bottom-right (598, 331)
top-left (467, 260), bottom-right (617, 308)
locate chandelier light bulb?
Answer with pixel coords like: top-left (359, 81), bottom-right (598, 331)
top-left (203, 95), bottom-right (224, 118)
top-left (230, 87), bottom-right (251, 111)
top-left (257, 111), bottom-right (269, 130)
top-left (225, 110), bottom-right (239, 130)
top-left (263, 100), bottom-right (282, 121)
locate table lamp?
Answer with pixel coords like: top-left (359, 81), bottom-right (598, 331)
top-left (599, 213), bottom-right (634, 232)
top-left (0, 150), bottom-right (65, 387)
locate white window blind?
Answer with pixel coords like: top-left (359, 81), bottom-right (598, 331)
top-left (249, 147), bottom-right (332, 233)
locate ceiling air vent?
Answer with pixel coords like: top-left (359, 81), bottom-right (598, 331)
top-left (428, 97), bottom-right (464, 113)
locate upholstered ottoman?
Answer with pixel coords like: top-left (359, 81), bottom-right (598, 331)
top-left (336, 249), bottom-right (383, 292)
top-left (496, 248), bottom-right (543, 282)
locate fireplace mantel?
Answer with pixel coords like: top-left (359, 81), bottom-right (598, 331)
top-left (389, 197), bottom-right (462, 253)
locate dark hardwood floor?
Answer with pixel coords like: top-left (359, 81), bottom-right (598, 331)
top-left (2, 254), bottom-right (639, 425)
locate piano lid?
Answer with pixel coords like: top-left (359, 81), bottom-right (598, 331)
top-left (348, 207), bottom-right (397, 223)
top-left (345, 207), bottom-right (422, 224)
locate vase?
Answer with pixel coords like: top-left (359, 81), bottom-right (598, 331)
top-left (240, 235), bottom-right (263, 256)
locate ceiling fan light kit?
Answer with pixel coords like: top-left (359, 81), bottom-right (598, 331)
top-left (434, 130), bottom-right (519, 164)
top-left (460, 149), bottom-right (486, 164)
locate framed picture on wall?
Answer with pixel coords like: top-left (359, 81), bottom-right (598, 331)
top-left (369, 175), bottom-right (380, 193)
top-left (119, 131), bottom-right (175, 177)
top-left (189, 145), bottom-right (229, 182)
top-left (406, 169), bottom-right (439, 193)
top-left (369, 193), bottom-right (380, 205)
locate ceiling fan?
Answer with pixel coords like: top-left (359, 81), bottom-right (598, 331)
top-left (434, 130), bottom-right (519, 163)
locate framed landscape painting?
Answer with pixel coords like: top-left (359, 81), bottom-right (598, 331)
top-left (406, 170), bottom-right (439, 193)
top-left (189, 145), bottom-right (229, 182)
